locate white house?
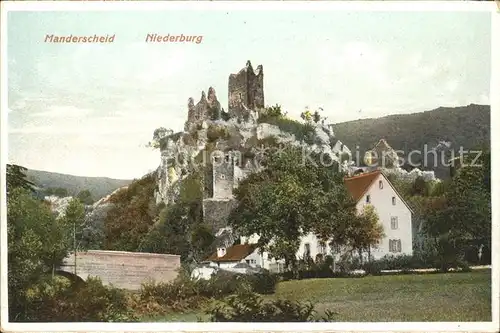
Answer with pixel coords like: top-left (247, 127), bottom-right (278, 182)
top-left (202, 170), bottom-right (413, 274)
top-left (191, 243), bottom-right (268, 280)
top-left (343, 170), bottom-right (414, 260)
top-left (297, 169), bottom-right (413, 261)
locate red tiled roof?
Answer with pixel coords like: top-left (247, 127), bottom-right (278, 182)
top-left (344, 170), bottom-right (381, 202)
top-left (206, 244), bottom-right (257, 262)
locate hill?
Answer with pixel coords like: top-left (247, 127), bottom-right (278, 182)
top-left (330, 104), bottom-right (490, 178)
top-left (26, 169), bottom-right (133, 200)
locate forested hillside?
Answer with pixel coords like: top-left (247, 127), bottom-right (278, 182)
top-left (26, 169), bottom-right (132, 199)
top-left (331, 104), bottom-right (490, 178)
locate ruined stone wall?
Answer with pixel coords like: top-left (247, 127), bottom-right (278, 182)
top-left (60, 250), bottom-right (180, 291)
top-left (228, 61), bottom-right (264, 119)
top-left (185, 88), bottom-right (221, 131)
top-left (250, 65), bottom-right (264, 111)
top-left (212, 156), bottom-right (235, 199)
top-left (202, 198), bottom-right (238, 231)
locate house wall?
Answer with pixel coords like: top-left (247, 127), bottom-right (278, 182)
top-left (356, 173), bottom-right (413, 259)
top-left (191, 266), bottom-right (217, 280)
top-left (241, 233), bottom-right (329, 270)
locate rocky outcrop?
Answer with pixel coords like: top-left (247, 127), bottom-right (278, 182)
top-left (153, 61), bottom-right (353, 237)
top-left (382, 167), bottom-right (437, 182)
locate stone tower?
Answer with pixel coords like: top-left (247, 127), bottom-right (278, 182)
top-left (211, 153), bottom-right (236, 199)
top-left (228, 60), bottom-right (264, 119)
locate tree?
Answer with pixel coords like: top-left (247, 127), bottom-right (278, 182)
top-left (347, 205), bottom-right (384, 263)
top-left (137, 170), bottom-right (212, 262)
top-left (7, 188), bottom-right (74, 320)
top-left (300, 107), bottom-right (313, 123)
top-left (6, 164), bottom-right (35, 194)
top-left (265, 104), bottom-right (286, 118)
top-left (44, 187), bottom-right (69, 198)
top-left (229, 146), bottom-right (356, 272)
top-left (61, 199), bottom-right (87, 250)
top-left (104, 174), bottom-right (159, 251)
top-left (423, 149), bottom-right (491, 268)
top-left (76, 190), bottom-right (94, 205)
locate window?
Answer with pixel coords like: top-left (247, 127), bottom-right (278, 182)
top-left (389, 239), bottom-right (402, 253)
top-left (392, 196), bottom-right (396, 205)
top-left (304, 243), bottom-right (311, 256)
top-left (366, 195), bottom-right (371, 203)
top-left (317, 241), bottom-right (327, 254)
top-left (391, 217), bottom-right (398, 230)
top-left (379, 180), bottom-right (383, 189)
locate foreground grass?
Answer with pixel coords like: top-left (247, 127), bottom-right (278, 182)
top-left (272, 270), bottom-right (491, 321)
top-left (146, 269), bottom-right (491, 322)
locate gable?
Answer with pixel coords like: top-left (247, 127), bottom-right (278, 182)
top-left (344, 170), bottom-right (381, 202)
top-left (344, 170), bottom-right (414, 214)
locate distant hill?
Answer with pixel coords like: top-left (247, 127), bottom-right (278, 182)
top-left (331, 104), bottom-right (490, 179)
top-left (26, 169), bottom-right (133, 200)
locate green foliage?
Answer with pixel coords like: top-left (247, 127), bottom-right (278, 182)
top-left (104, 173), bottom-right (159, 251)
top-left (230, 146), bottom-right (378, 271)
top-left (206, 125), bottom-right (230, 143)
top-left (139, 268), bottom-right (279, 314)
top-left (206, 287), bottom-right (336, 322)
top-left (26, 169), bottom-right (131, 200)
top-left (59, 198), bottom-right (87, 254)
top-left (258, 113), bottom-right (315, 144)
top-left (347, 205), bottom-right (384, 262)
top-left (7, 188), bottom-right (74, 321)
top-left (301, 106), bottom-right (325, 124)
top-left (21, 276), bottom-right (137, 322)
top-left (330, 104), bottom-right (490, 178)
top-left (7, 164), bottom-right (36, 194)
top-left (264, 104), bottom-right (286, 118)
top-left (138, 170), bottom-right (214, 262)
top-left (421, 149), bottom-right (491, 269)
top-left (44, 187), bottom-right (69, 197)
top-left (76, 189), bottom-right (94, 205)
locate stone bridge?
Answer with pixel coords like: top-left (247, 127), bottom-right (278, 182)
top-left (58, 250), bottom-right (181, 290)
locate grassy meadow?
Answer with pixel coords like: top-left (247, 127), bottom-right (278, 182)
top-left (146, 269), bottom-right (491, 322)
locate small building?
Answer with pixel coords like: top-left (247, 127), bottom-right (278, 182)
top-left (192, 244), bottom-right (266, 280)
top-left (205, 243), bottom-right (262, 270)
top-left (344, 170), bottom-right (414, 260)
top-left (236, 169), bottom-right (414, 271)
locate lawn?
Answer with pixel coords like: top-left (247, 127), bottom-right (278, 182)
top-left (146, 269), bottom-right (491, 322)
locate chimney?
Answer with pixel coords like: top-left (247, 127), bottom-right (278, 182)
top-left (217, 247), bottom-right (226, 258)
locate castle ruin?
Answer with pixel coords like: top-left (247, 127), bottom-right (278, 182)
top-left (228, 60), bottom-right (264, 119)
top-left (184, 60), bottom-right (264, 131)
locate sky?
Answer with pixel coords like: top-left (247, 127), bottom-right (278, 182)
top-left (6, 10), bottom-right (491, 179)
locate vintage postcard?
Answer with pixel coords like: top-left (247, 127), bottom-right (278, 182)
top-left (1, 1), bottom-right (498, 332)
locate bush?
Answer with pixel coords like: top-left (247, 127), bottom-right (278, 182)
top-left (258, 114), bottom-right (315, 144)
top-left (207, 125), bottom-right (229, 143)
top-left (248, 270), bottom-right (279, 294)
top-left (23, 277), bottom-right (138, 322)
top-left (206, 287), bottom-right (336, 322)
top-left (138, 269), bottom-right (279, 312)
top-left (202, 270), bottom-right (278, 296)
top-left (140, 270), bottom-right (208, 311)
